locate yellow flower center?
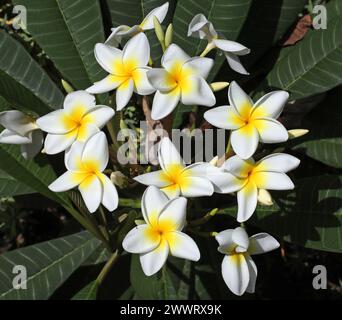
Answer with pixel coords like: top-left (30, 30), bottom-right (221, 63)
top-left (160, 163), bottom-right (190, 190)
top-left (145, 218), bottom-right (178, 247)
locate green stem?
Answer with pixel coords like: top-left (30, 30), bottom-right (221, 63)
top-left (188, 208), bottom-right (218, 227)
top-left (63, 204), bottom-right (113, 253)
top-left (106, 121), bottom-right (120, 151)
top-left (96, 250), bottom-right (120, 286)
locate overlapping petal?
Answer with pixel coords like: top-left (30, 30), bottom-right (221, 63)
top-left (204, 105), bottom-right (245, 130)
top-left (122, 224), bottom-right (161, 254)
top-left (167, 231), bottom-right (200, 261)
top-left (237, 181), bottom-right (258, 222)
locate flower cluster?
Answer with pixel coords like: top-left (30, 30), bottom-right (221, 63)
top-left (0, 2), bottom-right (302, 296)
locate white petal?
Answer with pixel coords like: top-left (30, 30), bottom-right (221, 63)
top-left (252, 172), bottom-right (294, 190)
top-left (105, 25), bottom-right (130, 47)
top-left (252, 91), bottom-right (289, 119)
top-left (255, 153), bottom-right (300, 173)
top-left (49, 171), bottom-right (87, 192)
top-left (204, 105), bottom-right (244, 130)
top-left (63, 91), bottom-right (96, 113)
top-left (65, 141), bottom-right (85, 171)
top-left (147, 68), bottom-right (177, 91)
top-left (215, 229), bottom-right (235, 254)
top-left (161, 44), bottom-right (190, 72)
top-left (36, 110), bottom-right (75, 134)
top-left (231, 124), bottom-right (259, 159)
top-left (223, 155), bottom-right (255, 179)
top-left (180, 176), bottom-right (214, 197)
top-left (20, 130), bottom-right (43, 159)
top-left (83, 106), bottom-right (115, 129)
top-left (180, 75), bottom-right (216, 107)
top-left (245, 255), bottom-right (258, 293)
top-left (237, 181), bottom-right (258, 222)
top-left (0, 110), bottom-right (37, 136)
top-left (221, 254), bottom-right (249, 296)
top-left (132, 67), bottom-right (156, 95)
top-left (151, 88), bottom-right (181, 120)
top-left (101, 174), bottom-right (119, 212)
top-left (105, 25), bottom-right (141, 47)
top-left (82, 131), bottom-right (108, 172)
top-left (249, 233), bottom-right (280, 255)
top-left (94, 43), bottom-right (123, 74)
top-left (161, 184), bottom-right (181, 199)
top-left (188, 14), bottom-right (217, 40)
top-left (228, 81), bottom-right (253, 119)
top-left (140, 2), bottom-right (169, 30)
top-left (158, 197), bottom-right (187, 231)
top-left (208, 171), bottom-right (246, 194)
top-left (213, 39), bottom-right (250, 55)
top-left (123, 33), bottom-right (150, 67)
top-left (225, 53), bottom-right (249, 75)
top-left (181, 57), bottom-right (214, 79)
top-left (122, 224), bottom-right (160, 254)
top-left (232, 227), bottom-right (249, 250)
top-left (44, 132), bottom-right (77, 155)
top-left (253, 118), bottom-right (288, 143)
top-left (86, 75), bottom-right (125, 94)
top-left (79, 175), bottom-right (103, 213)
top-left (0, 129), bottom-right (31, 144)
top-left (134, 170), bottom-right (170, 188)
top-left (141, 186), bottom-right (169, 225)
top-left (158, 137), bottom-right (184, 171)
top-left (167, 231), bottom-right (200, 261)
top-left (215, 229), bottom-right (233, 246)
top-left (116, 79), bottom-right (134, 111)
top-left (140, 239), bottom-right (169, 276)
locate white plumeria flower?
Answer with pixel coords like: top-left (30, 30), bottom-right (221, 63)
top-left (147, 44), bottom-right (216, 120)
top-left (87, 33), bottom-right (155, 110)
top-left (36, 91), bottom-right (114, 155)
top-left (49, 132), bottom-right (118, 213)
top-left (216, 227), bottom-right (279, 296)
top-left (122, 186), bottom-right (200, 276)
top-left (211, 153), bottom-right (300, 222)
top-left (0, 110), bottom-right (43, 159)
top-left (105, 2), bottom-right (169, 47)
top-left (134, 137), bottom-right (214, 199)
top-left (204, 81), bottom-right (289, 159)
top-left (188, 14), bottom-right (250, 75)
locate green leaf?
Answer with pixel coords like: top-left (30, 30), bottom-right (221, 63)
top-left (0, 144), bottom-right (71, 208)
top-left (72, 280), bottom-right (98, 300)
top-left (237, 0), bottom-right (307, 68)
top-left (0, 231), bottom-right (101, 300)
top-left (290, 88), bottom-right (342, 168)
top-left (219, 175), bottom-right (342, 253)
top-left (130, 254), bottom-right (161, 299)
top-left (0, 170), bottom-right (34, 197)
top-left (292, 127), bottom-right (342, 169)
top-left (259, 1), bottom-right (342, 100)
top-left (130, 255), bottom-right (177, 299)
top-left (13, 0), bottom-right (107, 90)
top-left (0, 31), bottom-right (64, 114)
top-left (82, 245), bottom-right (110, 267)
top-left (172, 104), bottom-right (194, 129)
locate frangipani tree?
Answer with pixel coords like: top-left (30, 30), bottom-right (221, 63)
top-left (0, 0), bottom-right (341, 300)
